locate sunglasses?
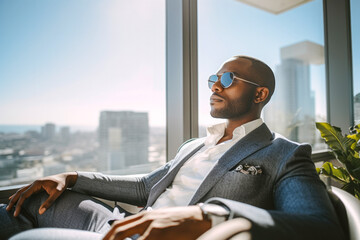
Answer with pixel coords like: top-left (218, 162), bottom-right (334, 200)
top-left (208, 72), bottom-right (260, 89)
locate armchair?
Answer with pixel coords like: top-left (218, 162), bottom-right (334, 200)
top-left (196, 186), bottom-right (360, 240)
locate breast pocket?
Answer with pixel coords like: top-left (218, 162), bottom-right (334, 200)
top-left (205, 171), bottom-right (271, 208)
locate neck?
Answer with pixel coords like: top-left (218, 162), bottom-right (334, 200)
top-left (217, 115), bottom-right (259, 144)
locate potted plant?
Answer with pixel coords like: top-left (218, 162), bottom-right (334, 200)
top-left (315, 122), bottom-right (360, 199)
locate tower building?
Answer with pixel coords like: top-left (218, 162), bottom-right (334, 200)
top-left (264, 41), bottom-right (323, 145)
top-left (41, 123), bottom-right (56, 141)
top-left (98, 111), bottom-right (149, 171)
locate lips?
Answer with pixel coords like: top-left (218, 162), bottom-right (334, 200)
top-left (210, 93), bottom-right (225, 103)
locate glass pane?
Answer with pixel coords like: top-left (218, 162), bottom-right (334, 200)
top-left (198, 0), bottom-right (326, 151)
top-left (0, 0), bottom-right (166, 187)
top-left (351, 0), bottom-right (360, 124)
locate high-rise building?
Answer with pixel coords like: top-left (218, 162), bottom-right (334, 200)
top-left (41, 123), bottom-right (56, 141)
top-left (264, 41), bottom-right (323, 145)
top-left (354, 93), bottom-right (360, 125)
top-left (60, 126), bottom-right (70, 143)
top-left (98, 111), bottom-right (149, 171)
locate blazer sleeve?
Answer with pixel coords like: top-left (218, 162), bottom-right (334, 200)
top-left (71, 160), bottom-right (173, 206)
top-left (70, 138), bottom-right (204, 206)
top-left (205, 144), bottom-right (346, 240)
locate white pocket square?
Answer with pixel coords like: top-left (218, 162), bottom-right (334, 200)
top-left (235, 164), bottom-right (263, 175)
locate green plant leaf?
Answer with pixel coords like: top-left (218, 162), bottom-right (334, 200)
top-left (318, 162), bottom-right (350, 183)
top-left (347, 133), bottom-right (359, 142)
top-left (345, 161), bottom-right (360, 183)
top-left (347, 133), bottom-right (360, 151)
top-left (316, 122), bottom-right (357, 164)
top-left (316, 122), bottom-right (360, 199)
top-left (316, 123), bottom-right (350, 163)
top-left (348, 124), bottom-right (360, 152)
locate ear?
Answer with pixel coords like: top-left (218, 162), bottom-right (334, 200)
top-left (254, 87), bottom-right (269, 104)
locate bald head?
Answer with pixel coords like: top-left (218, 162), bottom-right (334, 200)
top-left (224, 55), bottom-right (275, 105)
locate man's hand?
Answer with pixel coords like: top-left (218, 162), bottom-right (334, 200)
top-left (6, 172), bottom-right (78, 217)
top-left (103, 206), bottom-right (211, 240)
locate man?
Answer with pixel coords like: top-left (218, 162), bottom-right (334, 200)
top-left (0, 56), bottom-right (345, 240)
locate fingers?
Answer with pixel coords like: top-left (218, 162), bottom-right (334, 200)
top-left (6, 185), bottom-right (30, 213)
top-left (103, 216), bottom-right (142, 240)
top-left (110, 221), bottom-right (148, 240)
top-left (103, 209), bottom-right (210, 240)
top-left (137, 223), bottom-right (162, 240)
top-left (8, 193), bottom-right (16, 200)
top-left (9, 182), bottom-right (42, 217)
top-left (38, 190), bottom-right (63, 215)
top-left (13, 185), bottom-right (39, 217)
top-left (103, 213), bottom-right (149, 240)
top-left (109, 212), bottom-right (146, 230)
top-left (6, 176), bottom-right (68, 217)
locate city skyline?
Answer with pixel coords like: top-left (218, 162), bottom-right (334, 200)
top-left (0, 110), bottom-right (166, 187)
top-left (0, 110), bottom-right (161, 134)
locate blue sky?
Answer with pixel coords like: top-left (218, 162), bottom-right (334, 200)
top-left (0, 0), bottom-right (166, 127)
top-left (0, 0), bottom-right (358, 128)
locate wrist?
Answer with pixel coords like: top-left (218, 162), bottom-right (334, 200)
top-left (66, 172), bottom-right (78, 188)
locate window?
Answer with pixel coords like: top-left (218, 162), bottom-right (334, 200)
top-left (198, 0), bottom-right (327, 150)
top-left (0, 0), bottom-right (166, 187)
top-left (351, 0), bottom-right (360, 124)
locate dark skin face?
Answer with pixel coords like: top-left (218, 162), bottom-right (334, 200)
top-left (210, 57), bottom-right (269, 144)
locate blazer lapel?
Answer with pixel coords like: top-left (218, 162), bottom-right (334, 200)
top-left (146, 143), bottom-right (205, 207)
top-left (189, 123), bottom-right (273, 205)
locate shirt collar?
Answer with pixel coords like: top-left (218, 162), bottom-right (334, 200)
top-left (233, 118), bottom-right (263, 137)
top-left (205, 118), bottom-right (263, 146)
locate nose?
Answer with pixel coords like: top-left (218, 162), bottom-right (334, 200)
top-left (211, 78), bottom-right (224, 92)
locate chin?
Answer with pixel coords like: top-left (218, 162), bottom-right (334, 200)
top-left (210, 110), bottom-right (226, 119)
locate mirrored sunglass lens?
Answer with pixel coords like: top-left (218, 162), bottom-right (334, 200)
top-left (221, 72), bottom-right (233, 88)
top-left (209, 75), bottom-right (218, 82)
top-left (208, 75), bottom-right (218, 88)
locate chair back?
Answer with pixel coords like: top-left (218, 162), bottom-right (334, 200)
top-left (329, 186), bottom-right (360, 240)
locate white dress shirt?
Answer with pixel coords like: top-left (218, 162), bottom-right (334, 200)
top-left (151, 118), bottom-right (263, 209)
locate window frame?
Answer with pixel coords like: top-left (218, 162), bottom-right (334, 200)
top-left (166, 0), bottom-right (199, 160)
top-left (323, 0), bottom-right (354, 131)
